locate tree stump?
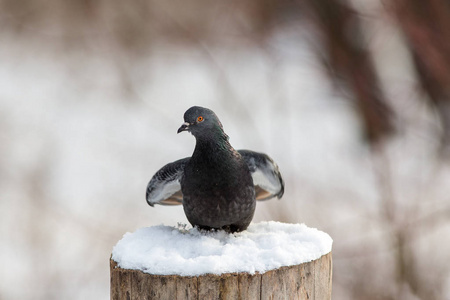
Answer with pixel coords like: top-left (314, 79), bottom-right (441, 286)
top-left (110, 252), bottom-right (332, 300)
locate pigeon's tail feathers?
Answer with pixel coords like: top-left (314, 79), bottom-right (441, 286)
top-left (238, 150), bottom-right (284, 201)
top-left (146, 157), bottom-right (190, 206)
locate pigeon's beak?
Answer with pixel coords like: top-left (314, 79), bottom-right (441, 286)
top-left (177, 122), bottom-right (190, 134)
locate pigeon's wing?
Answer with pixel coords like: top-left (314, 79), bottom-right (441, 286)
top-left (238, 150), bottom-right (284, 201)
top-left (146, 157), bottom-right (190, 206)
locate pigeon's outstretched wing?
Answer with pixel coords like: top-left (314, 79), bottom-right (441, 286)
top-left (238, 150), bottom-right (284, 201)
top-left (146, 157), bottom-right (189, 206)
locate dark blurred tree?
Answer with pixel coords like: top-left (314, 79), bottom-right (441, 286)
top-left (390, 0), bottom-right (450, 152)
top-left (304, 0), bottom-right (394, 145)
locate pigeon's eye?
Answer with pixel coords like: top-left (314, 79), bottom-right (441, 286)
top-left (197, 116), bottom-right (204, 122)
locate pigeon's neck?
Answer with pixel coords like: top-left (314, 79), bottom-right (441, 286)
top-left (193, 131), bottom-right (236, 158)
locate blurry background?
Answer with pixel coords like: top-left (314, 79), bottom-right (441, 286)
top-left (1, 0), bottom-right (450, 299)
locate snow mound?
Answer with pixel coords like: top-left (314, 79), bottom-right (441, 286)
top-left (111, 221), bottom-right (333, 276)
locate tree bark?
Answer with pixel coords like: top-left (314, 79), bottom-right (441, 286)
top-left (110, 252), bottom-right (332, 300)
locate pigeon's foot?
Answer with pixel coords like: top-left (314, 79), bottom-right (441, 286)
top-left (195, 224), bottom-right (244, 234)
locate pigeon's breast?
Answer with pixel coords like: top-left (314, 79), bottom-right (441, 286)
top-left (181, 154), bottom-right (256, 228)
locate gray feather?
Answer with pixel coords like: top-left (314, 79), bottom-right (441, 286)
top-left (238, 150), bottom-right (284, 201)
top-left (146, 157), bottom-right (189, 206)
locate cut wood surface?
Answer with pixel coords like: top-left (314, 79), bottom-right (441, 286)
top-left (110, 252), bottom-right (332, 300)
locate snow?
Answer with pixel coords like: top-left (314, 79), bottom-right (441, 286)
top-left (111, 221), bottom-right (332, 276)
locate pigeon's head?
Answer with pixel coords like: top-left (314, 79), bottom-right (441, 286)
top-left (177, 106), bottom-right (225, 138)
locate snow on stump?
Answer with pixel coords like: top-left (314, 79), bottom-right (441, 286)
top-left (110, 221), bottom-right (333, 300)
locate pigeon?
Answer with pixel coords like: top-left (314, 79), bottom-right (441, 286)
top-left (146, 106), bottom-right (284, 233)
